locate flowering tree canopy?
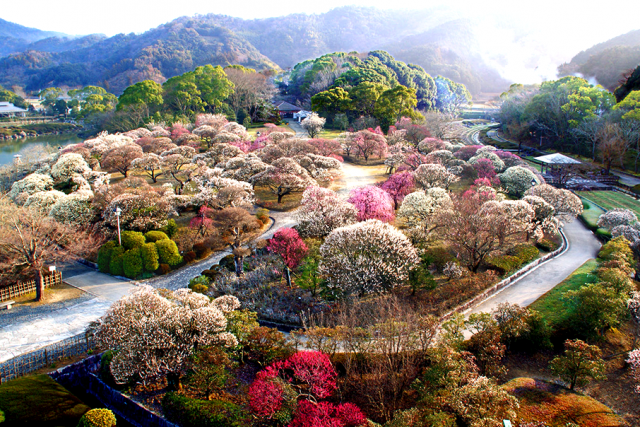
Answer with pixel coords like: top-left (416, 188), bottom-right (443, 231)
top-left (597, 208), bottom-right (639, 231)
top-left (525, 183), bottom-right (583, 223)
top-left (320, 219), bottom-right (420, 296)
top-left (301, 113), bottom-right (326, 138)
top-left (379, 171), bottom-right (415, 209)
top-left (267, 228), bottom-right (308, 287)
top-left (414, 163), bottom-right (459, 190)
top-left (51, 153), bottom-right (91, 183)
top-left (347, 186), bottom-right (395, 223)
top-left (8, 173), bottom-right (54, 205)
top-left (95, 285), bottom-right (240, 386)
top-left (397, 188), bottom-right (452, 230)
top-left (100, 143), bottom-right (143, 177)
top-left (499, 166), bottom-right (540, 197)
top-left (251, 157), bottom-right (316, 203)
top-left (131, 153), bottom-right (163, 183)
top-left (294, 187), bottom-right (358, 238)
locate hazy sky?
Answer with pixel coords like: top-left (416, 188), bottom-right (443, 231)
top-left (3, 0), bottom-right (640, 84)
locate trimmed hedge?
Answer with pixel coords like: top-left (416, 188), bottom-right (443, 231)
top-left (161, 392), bottom-right (247, 427)
top-left (144, 230), bottom-right (169, 242)
top-left (508, 244), bottom-right (539, 264)
top-left (97, 241), bottom-right (118, 273)
top-left (77, 408), bottom-right (117, 427)
top-left (109, 246), bottom-right (125, 276)
top-left (141, 243), bottom-right (160, 272)
top-left (123, 247), bottom-right (143, 279)
top-left (485, 254), bottom-right (521, 275)
top-left (162, 219), bottom-right (178, 238)
top-left (156, 239), bottom-right (183, 266)
top-left (219, 255), bottom-right (235, 272)
top-left (121, 231), bottom-right (146, 250)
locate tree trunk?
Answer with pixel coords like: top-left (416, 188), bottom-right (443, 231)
top-left (277, 193), bottom-right (283, 204)
top-left (167, 372), bottom-right (182, 391)
top-left (234, 255), bottom-right (243, 277)
top-left (285, 267), bottom-right (292, 288)
top-left (35, 269), bottom-right (45, 302)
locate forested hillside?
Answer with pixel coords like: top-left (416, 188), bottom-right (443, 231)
top-left (0, 7), bottom-right (508, 96)
top-left (0, 18), bottom-right (68, 57)
top-left (558, 29), bottom-right (640, 90)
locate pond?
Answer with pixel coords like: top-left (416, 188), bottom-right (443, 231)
top-left (0, 133), bottom-right (83, 167)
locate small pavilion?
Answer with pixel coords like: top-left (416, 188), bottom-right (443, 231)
top-left (534, 153), bottom-right (581, 174)
top-left (0, 102), bottom-right (27, 118)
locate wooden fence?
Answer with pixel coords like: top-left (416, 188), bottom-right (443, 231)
top-left (0, 271), bottom-right (62, 302)
top-left (0, 332), bottom-right (96, 383)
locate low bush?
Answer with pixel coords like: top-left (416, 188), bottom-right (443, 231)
top-left (161, 392), bottom-right (248, 427)
top-left (144, 230), bottom-right (169, 242)
top-left (219, 255), bottom-right (236, 272)
top-left (162, 219), bottom-right (178, 238)
top-left (201, 268), bottom-right (222, 280)
top-left (595, 228), bottom-right (612, 241)
top-left (256, 208), bottom-right (270, 224)
top-left (121, 230), bottom-right (145, 250)
top-left (422, 245), bottom-right (455, 270)
top-left (109, 246), bottom-right (125, 276)
top-left (245, 326), bottom-right (294, 366)
top-left (97, 241), bottom-right (118, 273)
top-left (193, 243), bottom-right (212, 259)
top-left (508, 244), bottom-right (539, 264)
top-left (140, 243), bottom-right (160, 272)
top-left (156, 239), bottom-right (183, 266)
top-left (633, 184), bottom-right (640, 195)
top-left (77, 408), bottom-right (117, 427)
top-left (485, 255), bottom-right (521, 275)
top-left (122, 247), bottom-right (143, 279)
top-left (598, 236), bottom-right (633, 265)
top-left (158, 264), bottom-right (171, 275)
top-left (184, 251), bottom-right (197, 263)
top-left (536, 238), bottom-right (559, 252)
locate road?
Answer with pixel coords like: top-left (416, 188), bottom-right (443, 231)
top-left (467, 219), bottom-right (601, 315)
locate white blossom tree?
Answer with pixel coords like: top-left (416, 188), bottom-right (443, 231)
top-left (301, 113), bottom-right (326, 138)
top-left (131, 153), bottom-right (163, 183)
top-left (499, 166), bottom-right (540, 197)
top-left (250, 157), bottom-right (316, 203)
top-left (414, 163), bottom-right (459, 190)
top-left (597, 208), bottom-right (639, 232)
top-left (8, 173), bottom-right (54, 205)
top-left (525, 183), bottom-right (583, 223)
top-left (319, 219), bottom-right (420, 296)
top-left (523, 195), bottom-right (559, 240)
top-left (24, 190), bottom-right (66, 214)
top-left (94, 285), bottom-right (240, 388)
top-left (294, 186), bottom-right (358, 238)
top-left (397, 188), bottom-right (452, 230)
top-left (51, 153), bottom-right (91, 183)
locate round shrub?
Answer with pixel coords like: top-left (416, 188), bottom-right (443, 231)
top-left (77, 408), bottom-right (116, 427)
top-left (508, 244), bottom-right (539, 265)
top-left (144, 230), bottom-right (169, 242)
top-left (536, 238), bottom-right (559, 252)
top-left (140, 243), bottom-right (160, 272)
top-left (499, 166), bottom-right (539, 197)
top-left (121, 231), bottom-right (146, 250)
top-left (184, 251), bottom-right (197, 263)
top-left (97, 241), bottom-right (118, 273)
top-left (156, 239), bottom-right (183, 266)
top-left (256, 208), bottom-right (270, 224)
top-left (158, 263), bottom-right (171, 275)
top-left (485, 254), bottom-right (521, 275)
top-left (162, 219), bottom-right (178, 238)
top-left (219, 254), bottom-right (236, 272)
top-left (162, 392), bottom-right (247, 427)
top-left (109, 246), bottom-right (125, 276)
top-left (193, 243), bottom-right (212, 259)
top-left (122, 248), bottom-right (144, 279)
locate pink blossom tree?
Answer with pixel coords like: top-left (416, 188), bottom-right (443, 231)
top-left (347, 186), bottom-right (395, 222)
top-left (189, 206), bottom-right (216, 237)
top-left (473, 158), bottom-right (497, 180)
top-left (379, 171), bottom-right (415, 209)
top-left (294, 187), bottom-right (358, 238)
top-left (354, 130), bottom-right (388, 162)
top-left (308, 138), bottom-right (343, 160)
top-left (267, 228), bottom-right (308, 287)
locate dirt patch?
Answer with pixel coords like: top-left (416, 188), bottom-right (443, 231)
top-left (11, 283), bottom-right (86, 306)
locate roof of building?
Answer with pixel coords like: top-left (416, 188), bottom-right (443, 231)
top-left (0, 102), bottom-right (27, 113)
top-left (275, 101), bottom-right (301, 111)
top-left (534, 153), bottom-right (581, 165)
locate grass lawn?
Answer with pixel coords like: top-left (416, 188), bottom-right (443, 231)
top-left (246, 124), bottom-right (295, 137)
top-left (577, 190), bottom-right (640, 218)
top-left (317, 129), bottom-right (344, 138)
top-left (0, 375), bottom-right (90, 426)
top-left (504, 377), bottom-right (623, 427)
top-left (529, 259), bottom-right (598, 327)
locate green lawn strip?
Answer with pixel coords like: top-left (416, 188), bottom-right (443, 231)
top-left (578, 197), bottom-right (606, 230)
top-left (0, 374), bottom-right (90, 426)
top-left (529, 259), bottom-right (599, 328)
top-left (578, 191), bottom-right (640, 217)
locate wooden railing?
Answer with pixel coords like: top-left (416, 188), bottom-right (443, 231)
top-left (0, 271), bottom-right (62, 302)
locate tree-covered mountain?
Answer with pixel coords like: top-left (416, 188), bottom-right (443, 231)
top-left (0, 7), bottom-right (510, 96)
top-left (0, 18), bottom-right (69, 57)
top-left (558, 29), bottom-right (640, 90)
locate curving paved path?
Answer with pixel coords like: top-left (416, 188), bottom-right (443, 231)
top-left (467, 219), bottom-right (601, 315)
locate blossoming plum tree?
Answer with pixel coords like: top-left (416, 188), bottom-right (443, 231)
top-left (294, 187), bottom-right (358, 238)
top-left (267, 228), bottom-right (308, 287)
top-left (347, 186), bottom-right (395, 222)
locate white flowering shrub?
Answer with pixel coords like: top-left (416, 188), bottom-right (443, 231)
top-left (49, 192), bottom-right (95, 226)
top-left (523, 195), bottom-right (560, 240)
top-left (51, 153), bottom-right (91, 183)
top-left (24, 190), bottom-right (66, 214)
top-left (525, 183), bottom-right (582, 223)
top-left (469, 151), bottom-right (505, 172)
top-left (499, 166), bottom-right (539, 197)
top-left (612, 225), bottom-right (640, 242)
top-left (295, 154), bottom-right (342, 181)
top-left (301, 113), bottom-right (326, 138)
top-left (443, 261), bottom-right (464, 280)
top-left (123, 128), bottom-right (152, 139)
top-left (221, 122), bottom-right (250, 140)
top-left (295, 186), bottom-right (358, 238)
top-left (95, 285), bottom-right (239, 385)
top-left (192, 166), bottom-right (255, 209)
top-left (319, 219), bottom-right (420, 296)
top-left (414, 163), bottom-right (459, 189)
top-left (83, 132), bottom-right (135, 157)
top-left (213, 131), bottom-right (241, 144)
top-left (9, 173), bottom-right (54, 204)
top-left (397, 188), bottom-right (452, 229)
top-left (103, 192), bottom-right (174, 232)
top-left (597, 208), bottom-right (639, 231)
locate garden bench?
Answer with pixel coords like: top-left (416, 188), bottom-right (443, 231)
top-left (0, 300), bottom-right (15, 310)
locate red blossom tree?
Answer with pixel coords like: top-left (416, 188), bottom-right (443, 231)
top-left (267, 228), bottom-right (308, 287)
top-left (289, 401), bottom-right (367, 427)
top-left (347, 186), bottom-right (395, 222)
top-left (189, 206), bottom-right (216, 237)
top-left (354, 130), bottom-right (388, 162)
top-left (472, 158), bottom-right (497, 180)
top-left (379, 171), bottom-right (415, 209)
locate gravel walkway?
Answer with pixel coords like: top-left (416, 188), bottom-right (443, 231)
top-left (0, 293), bottom-right (94, 329)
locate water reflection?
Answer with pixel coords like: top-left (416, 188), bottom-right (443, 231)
top-left (0, 134), bottom-right (82, 166)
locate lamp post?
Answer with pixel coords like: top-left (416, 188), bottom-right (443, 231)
top-left (531, 178), bottom-right (537, 188)
top-left (114, 207), bottom-right (122, 246)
